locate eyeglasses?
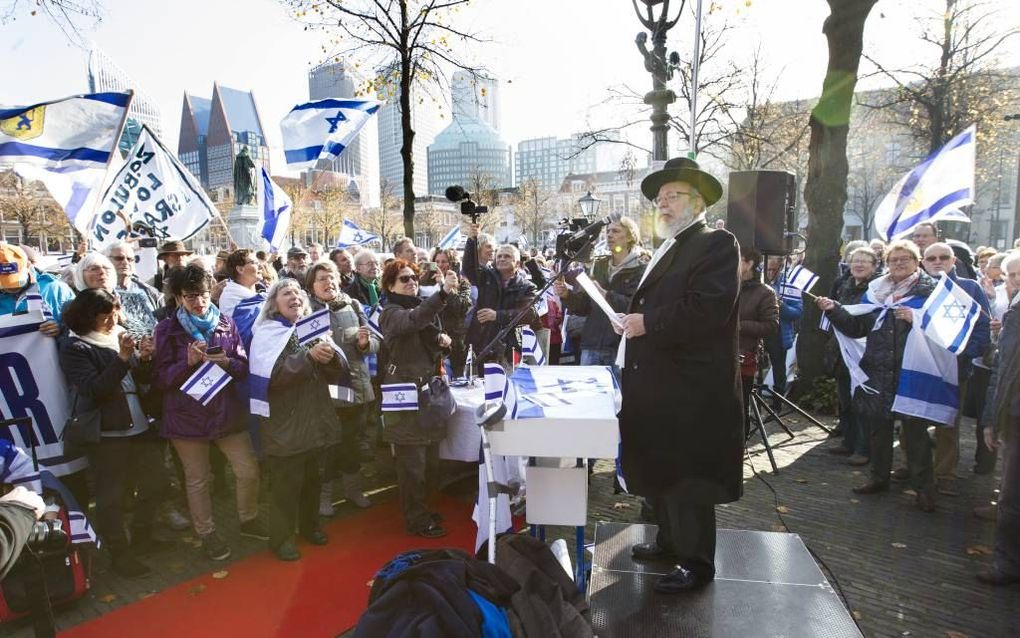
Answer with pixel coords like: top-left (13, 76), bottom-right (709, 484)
top-left (653, 191), bottom-right (694, 206)
top-left (397, 274), bottom-right (419, 284)
top-left (924, 255), bottom-right (953, 262)
top-left (183, 291), bottom-right (211, 301)
top-left (85, 265), bottom-right (110, 273)
top-left (109, 255), bottom-right (131, 262)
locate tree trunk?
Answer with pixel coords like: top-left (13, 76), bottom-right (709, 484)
top-left (796, 0), bottom-right (877, 392)
top-left (399, 1), bottom-right (416, 239)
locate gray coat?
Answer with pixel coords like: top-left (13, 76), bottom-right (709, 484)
top-left (982, 300), bottom-right (1020, 438)
top-left (259, 334), bottom-right (342, 457)
top-left (309, 294), bottom-right (380, 404)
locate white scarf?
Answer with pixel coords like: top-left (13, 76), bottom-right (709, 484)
top-left (74, 325), bottom-right (124, 352)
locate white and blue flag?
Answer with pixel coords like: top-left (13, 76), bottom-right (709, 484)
top-left (380, 383), bottom-right (418, 411)
top-left (257, 166), bottom-right (292, 251)
top-left (249, 318), bottom-right (295, 417)
top-left (280, 98), bottom-right (382, 170)
top-left (919, 274), bottom-right (981, 355)
top-left (874, 125), bottom-right (976, 241)
top-left (218, 280), bottom-right (265, 349)
top-left (181, 361), bottom-right (232, 406)
top-left (521, 325), bottom-right (546, 365)
top-left (337, 219), bottom-right (380, 249)
top-left (295, 307), bottom-right (331, 345)
top-left (437, 225), bottom-right (465, 250)
top-left (364, 304), bottom-right (383, 338)
top-left (785, 265), bottom-right (819, 295)
top-left (1, 92), bottom-right (132, 230)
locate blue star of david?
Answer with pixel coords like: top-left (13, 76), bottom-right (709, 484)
top-left (396, 392), bottom-right (406, 402)
top-left (352, 231), bottom-right (364, 242)
top-left (311, 319), bottom-right (321, 329)
top-left (555, 377), bottom-right (598, 393)
top-left (200, 377), bottom-right (213, 388)
top-left (942, 300), bottom-right (969, 321)
top-left (325, 110), bottom-right (347, 133)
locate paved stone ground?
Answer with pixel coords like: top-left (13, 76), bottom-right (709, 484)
top-left (5, 412), bottom-right (1017, 637)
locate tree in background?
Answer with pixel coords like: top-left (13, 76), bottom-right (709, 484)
top-left (283, 0), bottom-right (489, 239)
top-left (796, 0), bottom-right (878, 392)
top-left (0, 170), bottom-right (74, 252)
top-left (358, 179), bottom-right (405, 250)
top-left (513, 178), bottom-right (556, 247)
top-left (1, 0), bottom-right (102, 44)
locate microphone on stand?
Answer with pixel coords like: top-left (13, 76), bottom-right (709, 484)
top-left (564, 210), bottom-right (624, 251)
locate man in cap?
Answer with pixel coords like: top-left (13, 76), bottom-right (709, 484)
top-left (616, 157), bottom-right (743, 593)
top-left (280, 246), bottom-right (310, 284)
top-left (152, 240), bottom-right (193, 294)
top-left (0, 243), bottom-right (75, 336)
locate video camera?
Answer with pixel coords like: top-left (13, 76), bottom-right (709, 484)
top-left (444, 186), bottom-right (488, 223)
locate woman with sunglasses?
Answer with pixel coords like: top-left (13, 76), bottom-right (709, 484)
top-left (378, 259), bottom-right (459, 538)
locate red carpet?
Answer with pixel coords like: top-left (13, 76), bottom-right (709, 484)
top-left (62, 496), bottom-right (479, 638)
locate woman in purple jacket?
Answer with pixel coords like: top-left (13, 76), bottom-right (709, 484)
top-left (153, 264), bottom-right (266, 562)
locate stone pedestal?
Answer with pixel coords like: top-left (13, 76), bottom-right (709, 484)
top-left (227, 204), bottom-right (263, 249)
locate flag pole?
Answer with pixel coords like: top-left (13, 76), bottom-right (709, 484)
top-left (84, 89), bottom-right (135, 251)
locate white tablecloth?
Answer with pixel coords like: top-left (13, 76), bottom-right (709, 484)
top-left (439, 383), bottom-right (485, 462)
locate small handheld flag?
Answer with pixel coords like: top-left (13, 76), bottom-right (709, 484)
top-left (336, 219), bottom-right (380, 248)
top-left (295, 308), bottom-right (331, 345)
top-left (380, 383), bottom-right (418, 411)
top-left (919, 274), bottom-right (981, 354)
top-left (181, 361), bottom-right (232, 406)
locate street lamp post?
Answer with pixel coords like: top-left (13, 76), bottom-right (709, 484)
top-left (632, 0), bottom-right (683, 162)
top-left (577, 190), bottom-right (603, 221)
top-left (1004, 114), bottom-right (1020, 248)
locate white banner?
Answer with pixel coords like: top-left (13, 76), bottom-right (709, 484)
top-left (0, 311), bottom-right (85, 477)
top-left (88, 124), bottom-right (215, 248)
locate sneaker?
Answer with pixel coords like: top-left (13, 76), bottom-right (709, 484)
top-left (112, 551), bottom-right (150, 578)
top-left (319, 483), bottom-right (336, 517)
top-left (239, 519), bottom-right (270, 541)
top-left (201, 532), bottom-right (231, 561)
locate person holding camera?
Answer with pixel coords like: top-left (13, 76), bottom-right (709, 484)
top-left (152, 264), bottom-right (264, 562)
top-left (58, 289), bottom-right (168, 577)
top-left (378, 260), bottom-right (459, 538)
top-left (429, 248), bottom-right (472, 377)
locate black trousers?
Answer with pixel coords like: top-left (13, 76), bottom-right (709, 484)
top-left (866, 416), bottom-right (934, 492)
top-left (266, 450), bottom-right (321, 548)
top-left (85, 433), bottom-right (168, 555)
top-left (329, 405), bottom-right (367, 477)
top-left (393, 443), bottom-right (440, 533)
top-left (449, 336), bottom-right (468, 378)
top-left (994, 419), bottom-right (1020, 577)
top-left (651, 494), bottom-right (717, 581)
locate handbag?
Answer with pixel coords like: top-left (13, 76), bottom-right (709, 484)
top-left (416, 375), bottom-right (457, 434)
top-left (62, 389), bottom-right (102, 452)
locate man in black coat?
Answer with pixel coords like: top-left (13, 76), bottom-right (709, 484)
top-left (616, 157), bottom-right (743, 594)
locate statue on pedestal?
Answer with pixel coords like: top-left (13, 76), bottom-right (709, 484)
top-left (233, 147), bottom-right (257, 206)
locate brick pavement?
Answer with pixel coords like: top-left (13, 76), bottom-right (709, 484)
top-left (5, 414), bottom-right (1017, 637)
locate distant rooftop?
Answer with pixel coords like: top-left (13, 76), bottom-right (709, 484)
top-left (217, 86), bottom-right (264, 137)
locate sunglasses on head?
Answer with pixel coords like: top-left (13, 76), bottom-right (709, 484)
top-left (398, 274), bottom-right (419, 284)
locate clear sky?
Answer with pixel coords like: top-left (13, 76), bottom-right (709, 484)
top-left (3, 0), bottom-right (1019, 176)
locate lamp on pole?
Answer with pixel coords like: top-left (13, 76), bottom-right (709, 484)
top-left (632, 0), bottom-right (683, 162)
top-left (577, 190), bottom-right (602, 220)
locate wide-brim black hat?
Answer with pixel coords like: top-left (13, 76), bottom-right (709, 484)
top-left (640, 157), bottom-right (723, 206)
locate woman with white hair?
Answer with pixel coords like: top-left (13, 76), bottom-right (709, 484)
top-left (71, 252), bottom-right (116, 293)
top-left (248, 278), bottom-right (343, 561)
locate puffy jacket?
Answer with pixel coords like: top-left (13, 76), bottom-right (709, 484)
top-left (152, 314), bottom-right (248, 440)
top-left (562, 252), bottom-right (645, 352)
top-left (259, 334), bottom-right (342, 457)
top-left (0, 270), bottom-right (76, 327)
top-left (309, 293), bottom-right (380, 404)
top-left (462, 237), bottom-right (537, 359)
top-left (58, 336), bottom-right (154, 433)
top-left (737, 279), bottom-right (779, 355)
top-left (825, 271), bottom-right (937, 419)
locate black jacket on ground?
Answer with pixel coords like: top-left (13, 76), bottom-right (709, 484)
top-left (824, 272), bottom-right (936, 419)
top-left (355, 548), bottom-right (519, 638)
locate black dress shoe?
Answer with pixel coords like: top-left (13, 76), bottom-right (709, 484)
top-left (272, 540), bottom-right (301, 561)
top-left (654, 567), bottom-right (711, 594)
top-left (303, 530), bottom-right (329, 546)
top-left (852, 481), bottom-right (890, 495)
top-left (976, 569), bottom-right (1020, 586)
top-left (631, 542), bottom-right (676, 562)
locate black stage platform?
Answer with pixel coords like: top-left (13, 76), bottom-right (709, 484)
top-left (588, 523), bottom-right (863, 638)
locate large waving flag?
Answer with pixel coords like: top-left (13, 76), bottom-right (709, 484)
top-left (280, 98), bottom-right (382, 170)
top-left (336, 219), bottom-right (379, 248)
top-left (257, 166), bottom-right (292, 251)
top-left (0, 92), bottom-right (132, 230)
top-left (874, 125), bottom-right (976, 240)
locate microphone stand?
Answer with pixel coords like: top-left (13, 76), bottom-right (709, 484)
top-left (474, 233), bottom-right (596, 364)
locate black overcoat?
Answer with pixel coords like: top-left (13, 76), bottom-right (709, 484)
top-left (618, 220), bottom-right (744, 502)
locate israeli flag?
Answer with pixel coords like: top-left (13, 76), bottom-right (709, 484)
top-left (219, 281), bottom-right (265, 349)
top-left (1, 92), bottom-right (133, 228)
top-left (257, 167), bottom-right (292, 251)
top-left (437, 225), bottom-right (464, 250)
top-left (181, 361), bottom-right (232, 406)
top-left (875, 125), bottom-right (976, 241)
top-left (295, 308), bottom-right (330, 345)
top-left (280, 98), bottom-right (382, 170)
top-left (465, 345), bottom-right (475, 378)
top-left (919, 274), bottom-right (980, 355)
top-left (1, 439), bottom-right (41, 493)
top-left (364, 304), bottom-right (383, 338)
top-left (785, 265), bottom-right (819, 294)
top-left (249, 318), bottom-right (295, 417)
top-left (336, 219), bottom-right (380, 248)
top-left (380, 383), bottom-right (418, 411)
top-left (483, 362), bottom-right (518, 418)
top-left (521, 326), bottom-right (546, 365)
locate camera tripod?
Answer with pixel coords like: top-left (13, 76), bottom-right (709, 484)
top-left (745, 350), bottom-right (832, 473)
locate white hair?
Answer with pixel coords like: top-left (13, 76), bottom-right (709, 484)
top-left (103, 240), bottom-right (134, 258)
top-left (1001, 251), bottom-right (1020, 274)
top-left (259, 277), bottom-right (310, 322)
top-left (72, 252), bottom-right (115, 292)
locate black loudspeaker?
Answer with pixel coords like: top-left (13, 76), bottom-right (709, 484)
top-left (726, 170), bottom-right (797, 255)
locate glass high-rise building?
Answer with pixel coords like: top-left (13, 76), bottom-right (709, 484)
top-left (86, 47), bottom-right (164, 153)
top-left (515, 135), bottom-right (600, 192)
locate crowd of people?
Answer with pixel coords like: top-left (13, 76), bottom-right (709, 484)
top-left (1, 206), bottom-right (1019, 590)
